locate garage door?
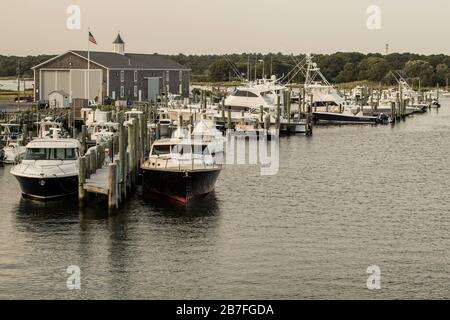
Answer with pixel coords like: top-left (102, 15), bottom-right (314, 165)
top-left (147, 77), bottom-right (160, 102)
top-left (41, 71), bottom-right (70, 100)
top-left (41, 69), bottom-right (102, 101)
top-left (70, 69), bottom-right (102, 100)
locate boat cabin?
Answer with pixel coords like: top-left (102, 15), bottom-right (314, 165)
top-left (124, 108), bottom-right (143, 123)
top-left (147, 138), bottom-right (218, 170)
top-left (23, 139), bottom-right (81, 161)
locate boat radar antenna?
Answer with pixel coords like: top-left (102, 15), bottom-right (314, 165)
top-left (387, 70), bottom-right (413, 91)
top-left (223, 57), bottom-right (244, 83)
top-left (304, 54), bottom-right (332, 89)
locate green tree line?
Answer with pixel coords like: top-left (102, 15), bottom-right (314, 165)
top-left (2, 52), bottom-right (450, 87)
top-left (0, 54), bottom-right (54, 78)
top-left (172, 52), bottom-right (450, 87)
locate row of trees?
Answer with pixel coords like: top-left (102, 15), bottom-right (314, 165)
top-left (172, 52), bottom-right (450, 87)
top-left (2, 52), bottom-right (450, 87)
top-left (0, 55), bottom-right (54, 78)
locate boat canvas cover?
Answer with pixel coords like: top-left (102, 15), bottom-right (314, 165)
top-left (26, 139), bottom-right (80, 149)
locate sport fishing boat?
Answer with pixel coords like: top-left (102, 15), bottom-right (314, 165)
top-left (141, 133), bottom-right (223, 204)
top-left (2, 142), bottom-right (26, 164)
top-left (87, 121), bottom-right (118, 143)
top-left (313, 108), bottom-right (389, 124)
top-left (224, 76), bottom-right (286, 112)
top-left (10, 133), bottom-right (81, 200)
top-left (303, 55), bottom-right (388, 124)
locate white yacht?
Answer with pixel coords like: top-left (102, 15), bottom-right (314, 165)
top-left (2, 142), bottom-right (26, 164)
top-left (141, 136), bottom-right (222, 204)
top-left (10, 132), bottom-right (81, 200)
top-left (224, 76), bottom-right (286, 112)
top-left (87, 121), bottom-right (118, 143)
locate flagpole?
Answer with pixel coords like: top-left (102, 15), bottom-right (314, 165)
top-left (87, 28), bottom-right (90, 103)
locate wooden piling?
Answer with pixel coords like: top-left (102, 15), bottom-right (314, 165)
top-left (128, 119), bottom-right (136, 188)
top-left (80, 124), bottom-right (87, 154)
top-left (119, 122), bottom-right (127, 199)
top-left (22, 124), bottom-right (27, 144)
top-left (221, 98), bottom-right (225, 122)
top-left (78, 157), bottom-right (86, 205)
top-left (276, 95), bottom-right (281, 129)
top-left (287, 91), bottom-right (291, 130)
top-left (139, 114), bottom-right (146, 164)
top-left (115, 159), bottom-right (122, 204)
top-left (85, 153), bottom-right (91, 177)
top-left (301, 88), bottom-right (306, 119)
top-left (90, 149), bottom-right (96, 175)
top-left (108, 163), bottom-right (118, 210)
top-left (264, 114), bottom-right (270, 130)
top-left (306, 94), bottom-right (313, 135)
top-left (260, 105), bottom-right (264, 123)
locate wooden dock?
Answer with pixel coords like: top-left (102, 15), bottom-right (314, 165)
top-left (78, 114), bottom-right (149, 212)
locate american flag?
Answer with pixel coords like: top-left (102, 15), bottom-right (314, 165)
top-left (89, 31), bottom-right (97, 45)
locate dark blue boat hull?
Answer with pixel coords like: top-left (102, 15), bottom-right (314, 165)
top-left (142, 168), bottom-right (221, 204)
top-left (313, 112), bottom-right (379, 124)
top-left (14, 175), bottom-right (78, 200)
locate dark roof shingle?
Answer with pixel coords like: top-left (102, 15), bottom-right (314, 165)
top-left (71, 51), bottom-right (189, 70)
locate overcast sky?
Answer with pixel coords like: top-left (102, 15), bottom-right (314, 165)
top-left (1, 0), bottom-right (448, 56)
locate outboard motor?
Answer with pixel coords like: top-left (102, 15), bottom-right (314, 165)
top-left (377, 113), bottom-right (390, 124)
top-left (431, 100), bottom-right (441, 108)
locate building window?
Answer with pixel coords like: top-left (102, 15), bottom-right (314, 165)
top-left (179, 84), bottom-right (182, 95)
top-left (120, 86), bottom-right (124, 98)
top-left (120, 71), bottom-right (124, 82)
top-left (134, 71), bottom-right (138, 82)
top-left (165, 70), bottom-right (169, 82)
top-left (134, 85), bottom-right (138, 97)
top-left (179, 70), bottom-right (182, 81)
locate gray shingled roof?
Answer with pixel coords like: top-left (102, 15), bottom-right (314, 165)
top-left (71, 50), bottom-right (189, 70)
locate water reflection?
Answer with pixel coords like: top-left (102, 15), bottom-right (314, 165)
top-left (142, 190), bottom-right (221, 217)
top-left (13, 186), bottom-right (221, 229)
top-left (14, 196), bottom-right (79, 223)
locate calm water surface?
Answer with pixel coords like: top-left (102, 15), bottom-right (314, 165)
top-left (1, 101), bottom-right (450, 299)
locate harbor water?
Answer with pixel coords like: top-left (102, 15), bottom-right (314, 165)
top-left (1, 101), bottom-right (449, 299)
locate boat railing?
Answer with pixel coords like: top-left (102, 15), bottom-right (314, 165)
top-left (151, 155), bottom-right (222, 171)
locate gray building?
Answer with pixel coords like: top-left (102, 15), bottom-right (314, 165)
top-left (32, 33), bottom-right (190, 103)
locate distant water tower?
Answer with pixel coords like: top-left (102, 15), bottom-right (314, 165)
top-left (385, 43), bottom-right (389, 55)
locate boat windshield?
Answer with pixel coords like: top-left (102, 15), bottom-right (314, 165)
top-left (171, 144), bottom-right (210, 156)
top-left (25, 148), bottom-right (78, 160)
top-left (231, 90), bottom-right (259, 98)
top-left (151, 145), bottom-right (171, 156)
top-left (152, 144), bottom-right (210, 156)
